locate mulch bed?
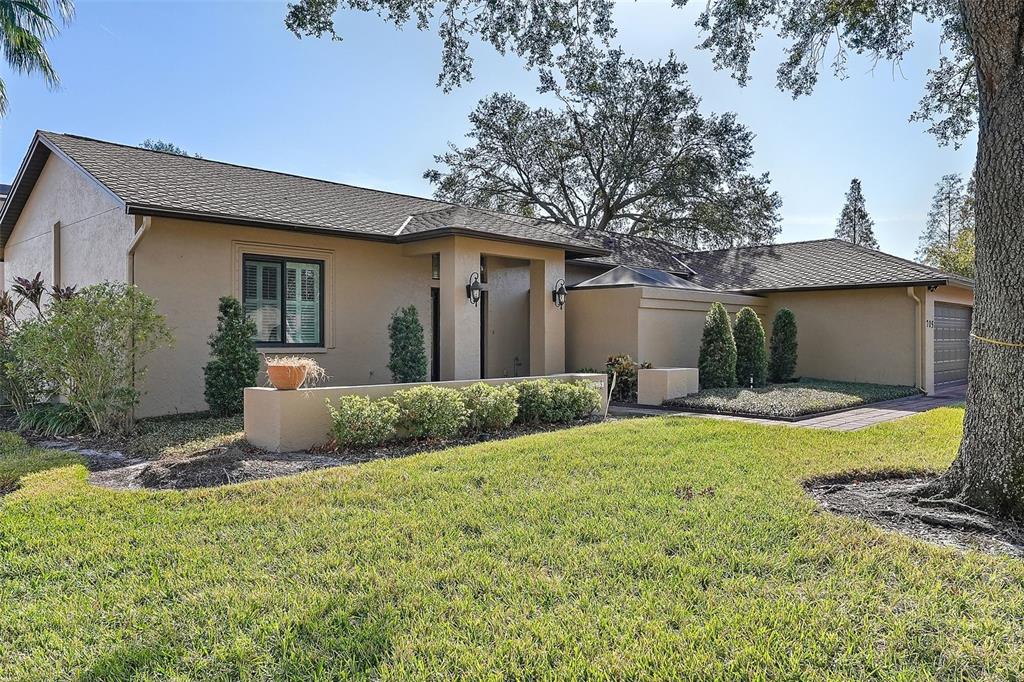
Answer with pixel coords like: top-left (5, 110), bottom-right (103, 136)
top-left (77, 418), bottom-right (603, 491)
top-left (806, 472), bottom-right (1024, 558)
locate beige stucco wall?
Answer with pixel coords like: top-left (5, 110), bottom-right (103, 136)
top-left (565, 286), bottom-right (764, 371)
top-left (134, 223), bottom-right (559, 417)
top-left (565, 287), bottom-right (641, 371)
top-left (4, 154), bottom-right (134, 292)
top-left (638, 289), bottom-right (766, 368)
top-left (765, 287), bottom-right (920, 386)
top-left (134, 218), bottom-right (438, 416)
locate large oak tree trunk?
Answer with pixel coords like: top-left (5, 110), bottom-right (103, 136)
top-left (930, 1), bottom-right (1024, 518)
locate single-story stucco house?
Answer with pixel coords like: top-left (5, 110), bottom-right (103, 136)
top-left (0, 131), bottom-right (974, 417)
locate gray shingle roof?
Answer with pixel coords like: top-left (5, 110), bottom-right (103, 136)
top-left (572, 232), bottom-right (696, 275)
top-left (0, 131), bottom-right (606, 256)
top-left (680, 239), bottom-right (969, 292)
top-left (571, 265), bottom-right (711, 291)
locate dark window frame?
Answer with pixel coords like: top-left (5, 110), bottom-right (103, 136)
top-left (242, 253), bottom-right (325, 348)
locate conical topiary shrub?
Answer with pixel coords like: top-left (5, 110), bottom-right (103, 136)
top-left (734, 307), bottom-right (767, 387)
top-left (204, 296), bottom-right (259, 416)
top-left (388, 305), bottom-right (428, 383)
top-left (698, 302), bottom-right (737, 389)
top-left (769, 307), bottom-right (799, 383)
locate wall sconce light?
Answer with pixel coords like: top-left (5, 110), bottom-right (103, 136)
top-left (551, 279), bottom-right (567, 309)
top-left (466, 272), bottom-right (482, 306)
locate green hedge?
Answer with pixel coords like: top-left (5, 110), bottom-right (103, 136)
top-left (325, 379), bottom-right (602, 448)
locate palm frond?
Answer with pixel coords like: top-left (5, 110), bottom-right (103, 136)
top-left (0, 0), bottom-right (71, 115)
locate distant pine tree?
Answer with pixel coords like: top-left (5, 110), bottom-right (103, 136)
top-left (917, 173), bottom-right (975, 275)
top-left (835, 179), bottom-right (879, 249)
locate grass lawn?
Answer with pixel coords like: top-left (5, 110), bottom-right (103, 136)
top-left (2, 407), bottom-right (1023, 679)
top-left (667, 378), bottom-right (922, 418)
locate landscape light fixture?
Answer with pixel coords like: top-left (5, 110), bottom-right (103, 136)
top-left (466, 272), bottom-right (483, 306)
top-left (552, 279), bottom-right (567, 309)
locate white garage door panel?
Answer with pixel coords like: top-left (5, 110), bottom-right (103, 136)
top-left (934, 303), bottom-right (971, 385)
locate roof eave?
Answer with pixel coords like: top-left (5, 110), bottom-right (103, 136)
top-left (719, 279), bottom-right (952, 294)
top-left (125, 204), bottom-right (398, 244)
top-left (125, 205), bottom-right (612, 257)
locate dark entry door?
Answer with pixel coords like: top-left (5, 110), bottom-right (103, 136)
top-left (430, 287), bottom-right (440, 381)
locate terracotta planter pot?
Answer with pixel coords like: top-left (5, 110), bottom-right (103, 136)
top-left (267, 365), bottom-right (308, 390)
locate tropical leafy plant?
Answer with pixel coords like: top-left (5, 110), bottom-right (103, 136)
top-left (15, 282), bottom-right (172, 434)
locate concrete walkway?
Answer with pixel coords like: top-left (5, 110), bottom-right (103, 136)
top-left (611, 384), bottom-right (966, 432)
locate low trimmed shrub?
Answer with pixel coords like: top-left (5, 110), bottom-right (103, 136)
top-left (699, 302), bottom-right (737, 389)
top-left (393, 385), bottom-right (468, 439)
top-left (326, 395), bottom-right (400, 447)
top-left (463, 382), bottom-right (519, 432)
top-left (606, 354), bottom-right (651, 402)
top-left (514, 380), bottom-right (553, 425)
top-left (547, 381), bottom-right (603, 423)
top-left (516, 379), bottom-right (602, 424)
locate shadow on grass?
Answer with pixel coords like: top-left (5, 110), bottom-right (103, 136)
top-left (275, 597), bottom-right (394, 679)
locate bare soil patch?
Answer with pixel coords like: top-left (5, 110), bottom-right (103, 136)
top-left (806, 472), bottom-right (1024, 558)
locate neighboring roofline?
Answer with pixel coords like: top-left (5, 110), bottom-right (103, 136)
top-left (722, 278), bottom-right (955, 294)
top-left (566, 256), bottom-right (695, 277)
top-left (395, 225), bottom-right (606, 257)
top-left (125, 203), bottom-right (609, 258)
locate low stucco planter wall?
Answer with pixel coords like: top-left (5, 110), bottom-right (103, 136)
top-left (637, 368), bottom-right (699, 406)
top-left (245, 373), bottom-right (608, 453)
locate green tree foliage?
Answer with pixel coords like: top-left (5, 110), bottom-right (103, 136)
top-left (426, 50), bottom-right (781, 248)
top-left (15, 282), bottom-right (172, 434)
top-left (0, 0), bottom-right (73, 116)
top-left (698, 302), bottom-right (736, 389)
top-left (387, 306), bottom-right (428, 383)
top-left (834, 179), bottom-right (878, 249)
top-left (285, 0), bottom-right (615, 92)
top-left (140, 139), bottom-right (202, 158)
top-left (204, 296), bottom-right (259, 416)
top-left (917, 174), bottom-right (975, 276)
top-left (768, 308), bottom-right (798, 384)
top-left (733, 307), bottom-right (767, 388)
top-left (933, 227), bottom-right (975, 278)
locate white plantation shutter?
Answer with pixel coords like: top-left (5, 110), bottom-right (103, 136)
top-left (284, 261), bottom-right (321, 345)
top-left (243, 260), bottom-right (281, 343)
top-left (242, 256), bottom-right (322, 346)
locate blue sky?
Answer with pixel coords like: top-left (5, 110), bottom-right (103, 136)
top-left (0, 1), bottom-right (975, 258)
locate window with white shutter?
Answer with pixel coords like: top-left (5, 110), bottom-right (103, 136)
top-left (242, 255), bottom-right (323, 346)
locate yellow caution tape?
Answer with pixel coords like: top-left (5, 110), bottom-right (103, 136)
top-left (970, 332), bottom-right (1024, 348)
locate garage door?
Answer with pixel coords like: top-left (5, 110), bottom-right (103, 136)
top-left (934, 303), bottom-right (972, 385)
